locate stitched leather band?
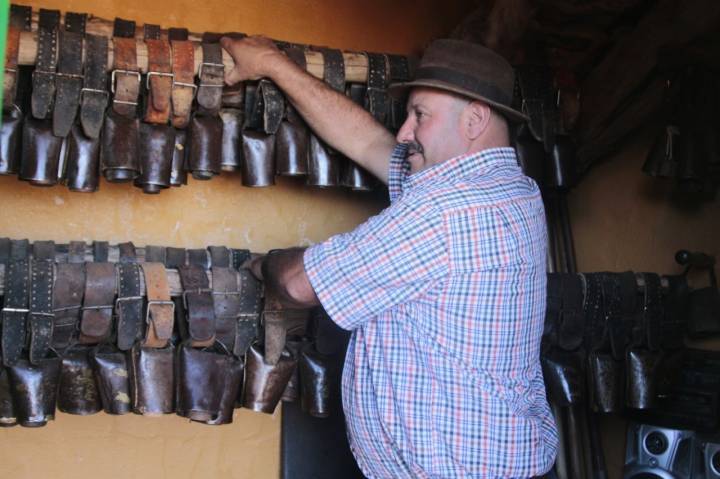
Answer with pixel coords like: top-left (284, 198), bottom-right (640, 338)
top-left (212, 266), bottom-right (241, 352)
top-left (2, 259), bottom-right (29, 366)
top-left (365, 53), bottom-right (389, 125)
top-left (118, 242), bottom-right (137, 263)
top-left (111, 18), bottom-right (140, 118)
top-left (80, 34), bottom-right (109, 139)
top-left (67, 241), bottom-right (86, 263)
top-left (141, 262), bottom-right (174, 348)
top-left (3, 5), bottom-right (31, 110)
top-left (187, 249), bottom-right (210, 269)
top-left (51, 263), bottom-right (85, 352)
top-left (320, 48), bottom-right (345, 92)
top-left (165, 247), bottom-right (187, 269)
top-left (144, 245), bottom-right (167, 263)
top-left (178, 264), bottom-right (215, 347)
top-left (144, 27), bottom-right (173, 125)
top-left (79, 263), bottom-right (116, 344)
top-left (581, 272), bottom-right (605, 351)
top-left (197, 33), bottom-right (225, 116)
top-left (31, 9), bottom-right (60, 119)
top-left (10, 239), bottom-right (29, 261)
top-left (169, 29), bottom-right (195, 129)
top-left (32, 240), bottom-right (56, 261)
top-left (28, 259), bottom-right (54, 364)
top-left (52, 12), bottom-right (86, 137)
top-left (116, 263), bottom-right (143, 350)
top-left (231, 249), bottom-right (251, 269)
top-left (235, 268), bottom-right (262, 356)
top-left (93, 241), bottom-right (109, 262)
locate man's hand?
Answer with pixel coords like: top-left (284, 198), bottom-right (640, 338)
top-left (220, 36), bottom-right (288, 86)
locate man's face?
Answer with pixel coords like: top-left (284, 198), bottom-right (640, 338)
top-left (395, 87), bottom-right (469, 174)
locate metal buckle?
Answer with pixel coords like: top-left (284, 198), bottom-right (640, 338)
top-left (81, 304), bottom-right (113, 311)
top-left (198, 62), bottom-right (224, 79)
top-left (172, 80), bottom-right (198, 98)
top-left (116, 295), bottom-right (143, 306)
top-left (1, 307), bottom-right (29, 313)
top-left (145, 71), bottom-right (174, 90)
top-left (145, 299), bottom-right (175, 324)
top-left (111, 69), bottom-right (141, 94)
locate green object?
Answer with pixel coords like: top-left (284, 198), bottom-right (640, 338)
top-left (0, 0), bottom-right (8, 114)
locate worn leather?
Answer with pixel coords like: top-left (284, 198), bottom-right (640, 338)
top-left (220, 108), bottom-right (243, 171)
top-left (197, 38), bottom-right (225, 116)
top-left (299, 344), bottom-right (331, 418)
top-left (31, 9), bottom-right (60, 120)
top-left (364, 53), bottom-right (389, 125)
top-left (212, 266), bottom-right (241, 351)
top-left (275, 106), bottom-right (309, 176)
top-left (170, 39), bottom-right (195, 129)
top-left (242, 130), bottom-right (275, 187)
top-left (100, 111), bottom-right (140, 182)
top-left (92, 241), bottom-right (109, 262)
top-left (137, 123), bottom-right (174, 193)
top-left (234, 269), bottom-right (263, 357)
top-left (588, 351), bottom-right (624, 413)
top-left (53, 13), bottom-right (86, 137)
top-left (65, 124), bottom-right (101, 192)
top-left (540, 348), bottom-right (584, 406)
top-left (116, 263), bottom-right (143, 350)
top-left (90, 344), bottom-right (131, 415)
top-left (0, 107), bottom-right (23, 176)
top-left (111, 34), bottom-right (141, 119)
top-left (208, 246), bottom-right (230, 267)
top-left (3, 5), bottom-right (31, 111)
top-left (51, 263), bottom-right (85, 352)
top-left (57, 346), bottom-right (102, 415)
top-left (79, 262), bottom-right (116, 344)
top-left (143, 37), bottom-right (173, 124)
top-left (188, 115), bottom-right (222, 180)
top-left (7, 351), bottom-right (61, 427)
top-left (242, 344), bottom-right (297, 414)
top-left (178, 264), bottom-right (215, 347)
top-left (80, 34), bottom-right (109, 139)
top-left (141, 262), bottom-right (175, 348)
top-left (626, 348), bottom-right (663, 410)
top-left (170, 128), bottom-right (189, 186)
top-left (2, 259), bottom-right (30, 366)
top-left (177, 342), bottom-right (243, 424)
top-left (129, 344), bottom-right (175, 415)
top-left (144, 245), bottom-right (167, 263)
top-left (28, 259), bottom-right (55, 365)
top-left (20, 117), bottom-right (64, 186)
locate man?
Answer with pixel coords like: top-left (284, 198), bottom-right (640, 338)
top-left (221, 36), bottom-right (558, 478)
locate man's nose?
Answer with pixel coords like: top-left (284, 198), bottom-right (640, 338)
top-left (395, 116), bottom-right (415, 144)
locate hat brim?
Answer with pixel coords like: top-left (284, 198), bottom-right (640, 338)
top-left (387, 79), bottom-right (529, 123)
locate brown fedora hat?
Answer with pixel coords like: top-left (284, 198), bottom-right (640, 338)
top-left (388, 38), bottom-right (528, 123)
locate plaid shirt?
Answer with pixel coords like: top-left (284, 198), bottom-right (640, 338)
top-left (304, 144), bottom-right (558, 478)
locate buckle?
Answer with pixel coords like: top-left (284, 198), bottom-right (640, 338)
top-left (146, 71), bottom-right (174, 90)
top-left (110, 69), bottom-right (141, 94)
top-left (145, 299), bottom-right (174, 324)
top-left (198, 62), bottom-right (224, 78)
top-left (182, 288), bottom-right (211, 308)
top-left (172, 80), bottom-right (198, 98)
top-left (1, 307), bottom-right (29, 313)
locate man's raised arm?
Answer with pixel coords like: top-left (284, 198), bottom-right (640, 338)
top-left (220, 36), bottom-right (397, 184)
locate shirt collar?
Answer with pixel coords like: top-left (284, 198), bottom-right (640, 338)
top-left (402, 147), bottom-right (519, 190)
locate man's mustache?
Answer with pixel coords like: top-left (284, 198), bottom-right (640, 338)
top-left (405, 142), bottom-right (424, 156)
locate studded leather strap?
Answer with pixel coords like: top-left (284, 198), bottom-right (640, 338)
top-left (31, 9), bottom-right (61, 119)
top-left (169, 28), bottom-right (196, 129)
top-left (51, 263), bottom-right (85, 352)
top-left (52, 12), bottom-right (86, 137)
top-left (1, 259), bottom-right (29, 366)
top-left (365, 53), bottom-right (389, 125)
top-left (28, 258), bottom-right (54, 364)
top-left (178, 264), bottom-right (215, 347)
top-left (116, 263), bottom-right (143, 350)
top-left (3, 5), bottom-right (32, 109)
top-left (80, 34), bottom-right (109, 139)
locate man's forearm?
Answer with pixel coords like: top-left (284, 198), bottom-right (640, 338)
top-left (261, 248), bottom-right (319, 309)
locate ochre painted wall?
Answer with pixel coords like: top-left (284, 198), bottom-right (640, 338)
top-left (569, 131), bottom-right (720, 479)
top-left (0, 0), bottom-right (474, 478)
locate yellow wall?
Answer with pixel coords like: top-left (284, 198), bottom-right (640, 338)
top-left (569, 131), bottom-right (720, 479)
top-left (0, 0), bottom-right (474, 478)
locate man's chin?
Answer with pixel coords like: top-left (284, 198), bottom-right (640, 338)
top-left (407, 153), bottom-right (425, 173)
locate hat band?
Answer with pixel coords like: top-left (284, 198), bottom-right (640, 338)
top-left (414, 66), bottom-right (511, 106)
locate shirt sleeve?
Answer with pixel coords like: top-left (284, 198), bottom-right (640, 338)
top-left (304, 198), bottom-right (447, 330)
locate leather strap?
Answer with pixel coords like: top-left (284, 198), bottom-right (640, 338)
top-left (32, 240), bottom-right (56, 261)
top-left (28, 259), bottom-right (54, 364)
top-left (231, 249), bottom-right (251, 269)
top-left (111, 18), bottom-right (140, 118)
top-left (601, 274), bottom-right (622, 354)
top-left (144, 27), bottom-right (173, 124)
top-left (79, 263), bottom-right (116, 344)
top-left (178, 264), bottom-right (215, 347)
top-left (170, 29), bottom-right (196, 129)
top-left (0, 238), bottom-right (9, 264)
top-left (143, 24), bottom-right (161, 40)
top-left (320, 48), bottom-right (345, 92)
top-left (93, 241), bottom-right (109, 262)
top-left (31, 9), bottom-right (61, 119)
top-left (263, 290), bottom-right (286, 365)
top-left (52, 12), bottom-right (86, 137)
top-left (3, 5), bottom-right (32, 109)
top-left (116, 263), bottom-right (143, 350)
top-left (208, 246), bottom-right (230, 268)
top-left (118, 242), bottom-right (137, 263)
top-left (165, 247), bottom-right (187, 268)
top-left (1, 260), bottom-right (29, 366)
top-left (642, 273), bottom-right (663, 351)
top-left (234, 269), bottom-right (263, 356)
top-left (51, 263), bottom-right (85, 352)
top-left (10, 239), bottom-right (29, 261)
top-left (365, 53), bottom-right (389, 125)
top-left (259, 80), bottom-right (284, 134)
top-left (140, 262), bottom-right (174, 348)
top-left (144, 245), bottom-right (167, 263)
top-left (582, 273), bottom-right (605, 351)
top-left (80, 34), bottom-right (109, 139)
top-left (187, 249), bottom-right (210, 269)
top-left (197, 33), bottom-right (225, 116)
top-left (212, 266), bottom-right (241, 351)
top-left (387, 54), bottom-right (411, 129)
top-left (68, 241), bottom-right (86, 263)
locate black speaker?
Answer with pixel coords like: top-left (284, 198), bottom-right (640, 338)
top-left (624, 423), bottom-right (697, 479)
top-left (696, 438), bottom-right (720, 479)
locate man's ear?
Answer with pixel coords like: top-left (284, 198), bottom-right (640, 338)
top-left (465, 101), bottom-right (492, 140)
